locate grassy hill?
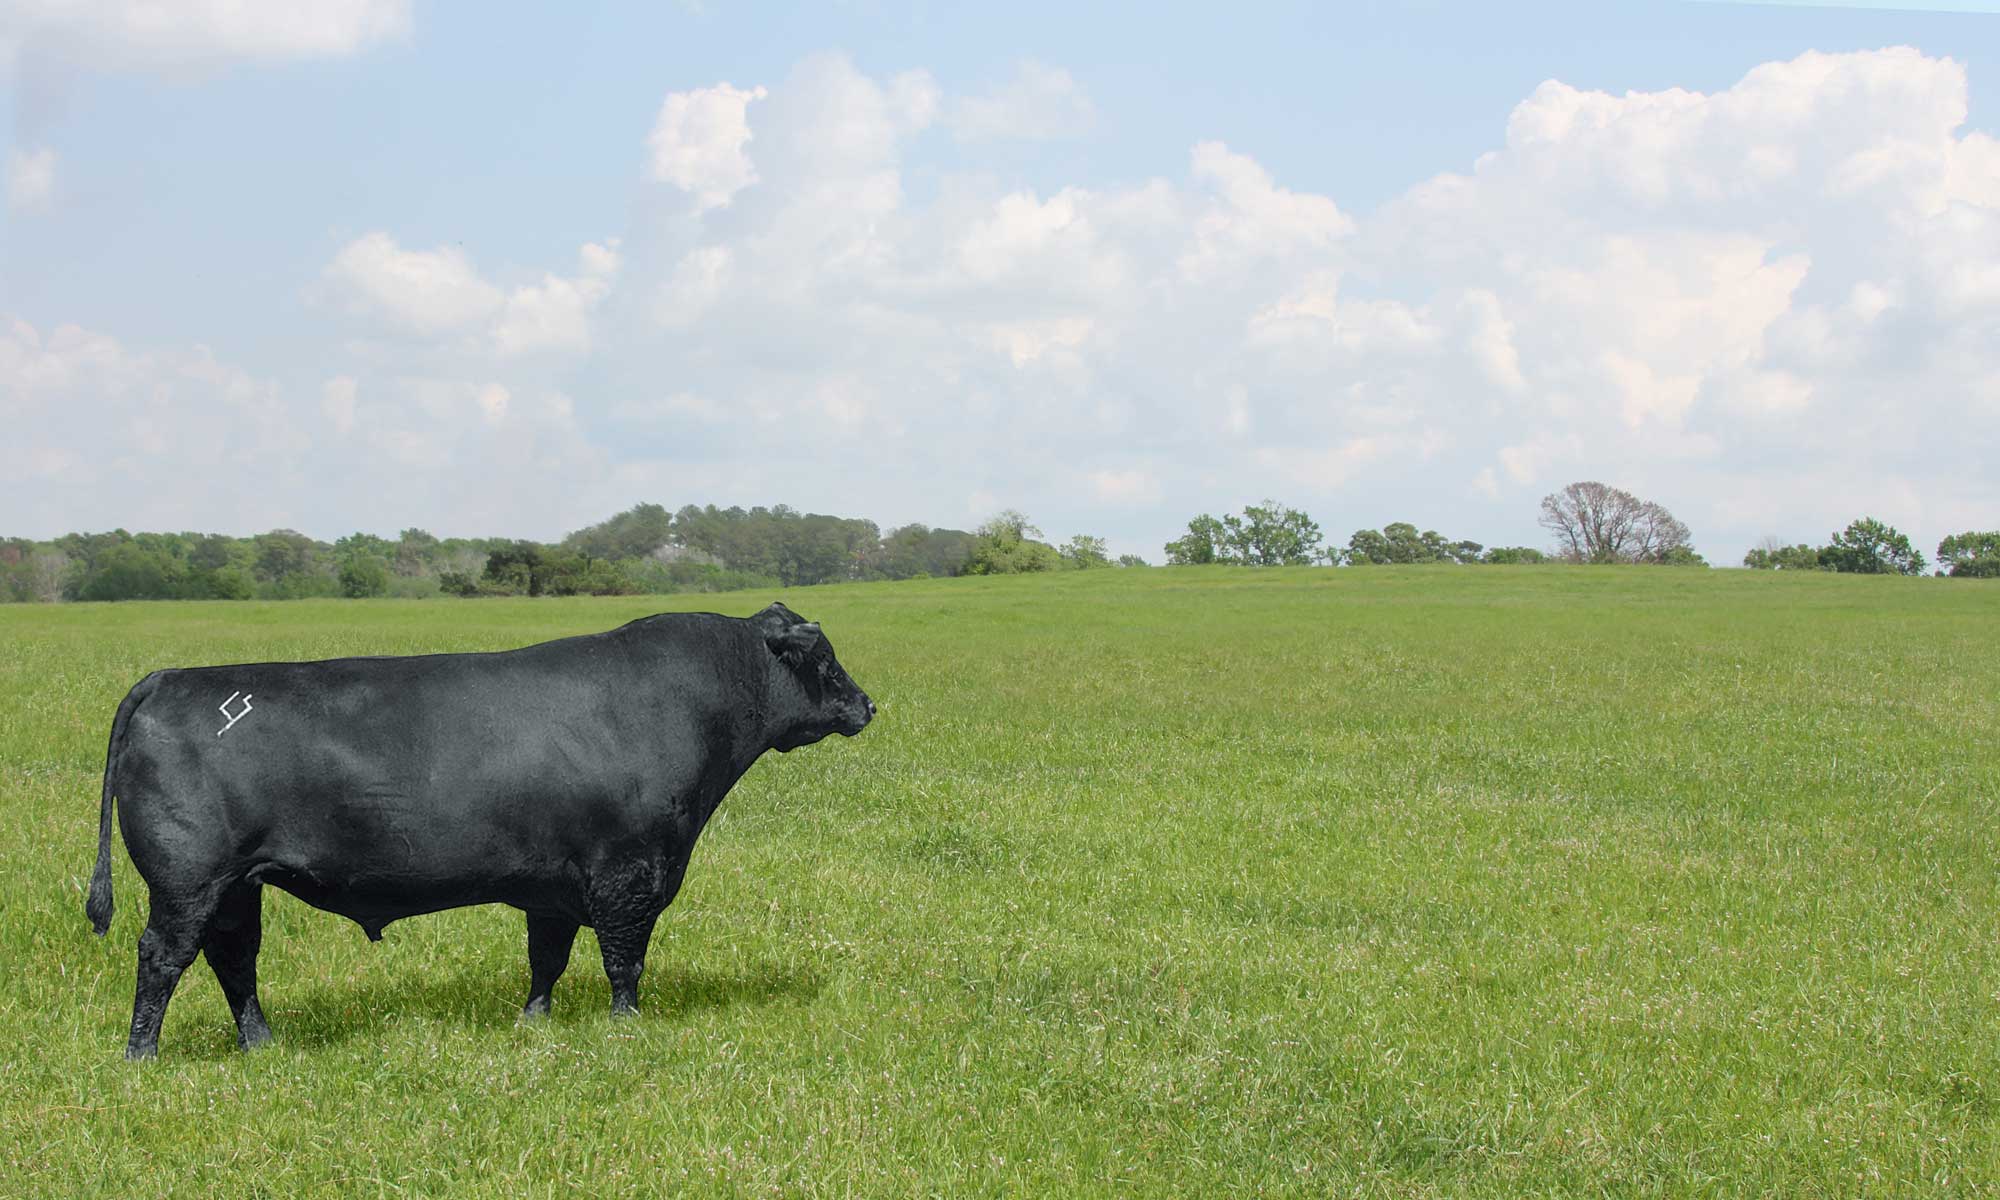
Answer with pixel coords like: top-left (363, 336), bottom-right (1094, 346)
top-left (2, 566), bottom-right (1995, 1196)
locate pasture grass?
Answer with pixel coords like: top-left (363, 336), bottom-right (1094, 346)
top-left (1, 566), bottom-right (1996, 1197)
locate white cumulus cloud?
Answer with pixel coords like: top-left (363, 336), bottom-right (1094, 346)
top-left (324, 233), bottom-right (505, 335)
top-left (647, 82), bottom-right (768, 210)
top-left (492, 240), bottom-right (620, 356)
top-left (0, 0), bottom-right (409, 68)
top-left (323, 233), bottom-right (617, 355)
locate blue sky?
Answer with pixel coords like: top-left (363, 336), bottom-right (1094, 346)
top-left (5, 1), bottom-right (1999, 563)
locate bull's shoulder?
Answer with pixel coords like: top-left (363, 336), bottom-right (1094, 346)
top-left (608, 611), bottom-right (756, 657)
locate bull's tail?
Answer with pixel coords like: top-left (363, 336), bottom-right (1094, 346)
top-left (88, 672), bottom-right (158, 936)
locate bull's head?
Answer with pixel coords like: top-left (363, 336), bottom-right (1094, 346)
top-left (755, 602), bottom-right (874, 751)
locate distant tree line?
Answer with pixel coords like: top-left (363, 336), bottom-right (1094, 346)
top-left (1156, 485), bottom-right (1995, 576)
top-left (1161, 484), bottom-right (1699, 567)
top-left (0, 505), bottom-right (962, 603)
top-left (0, 501), bottom-right (1142, 603)
top-left (8, 488), bottom-right (1990, 603)
top-left (1744, 519), bottom-right (1997, 577)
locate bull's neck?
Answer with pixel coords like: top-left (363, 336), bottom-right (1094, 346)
top-left (754, 667), bottom-right (818, 759)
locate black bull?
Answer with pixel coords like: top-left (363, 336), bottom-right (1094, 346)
top-left (85, 603), bottom-right (873, 1058)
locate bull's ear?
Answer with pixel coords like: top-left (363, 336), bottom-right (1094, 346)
top-left (763, 620), bottom-right (821, 664)
top-left (751, 602), bottom-right (795, 640)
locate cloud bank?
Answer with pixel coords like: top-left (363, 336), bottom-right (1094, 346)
top-left (7, 45), bottom-right (1998, 558)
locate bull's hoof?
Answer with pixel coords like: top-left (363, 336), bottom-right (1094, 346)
top-left (609, 1003), bottom-right (640, 1019)
top-left (520, 997), bottom-right (552, 1021)
top-left (124, 1043), bottom-right (158, 1062)
top-left (238, 1026), bottom-right (274, 1052)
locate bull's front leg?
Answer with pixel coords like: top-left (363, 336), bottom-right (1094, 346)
top-left (595, 908), bottom-right (661, 1016)
top-left (586, 854), bottom-right (688, 1016)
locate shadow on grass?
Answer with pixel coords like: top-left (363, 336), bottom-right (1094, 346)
top-left (167, 956), bottom-right (825, 1059)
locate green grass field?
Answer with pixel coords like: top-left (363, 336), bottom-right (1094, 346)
top-left (1, 567), bottom-right (1995, 1197)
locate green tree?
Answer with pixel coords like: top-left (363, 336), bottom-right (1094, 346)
top-left (1819, 518), bottom-right (1926, 575)
top-left (1384, 523), bottom-right (1439, 564)
top-left (873, 524), bottom-right (926, 579)
top-left (774, 517), bottom-right (863, 586)
top-left (79, 542), bottom-right (176, 601)
top-left (1165, 514), bottom-right (1228, 564)
top-left (185, 533), bottom-right (239, 574)
top-left (1061, 535), bottom-right (1111, 569)
top-left (338, 555), bottom-right (391, 598)
top-left (1115, 553), bottom-right (1149, 568)
top-left (964, 511), bottom-right (1062, 575)
top-left (332, 532), bottom-right (395, 599)
top-left (253, 529), bottom-right (322, 584)
top-left (1481, 546), bottom-right (1549, 564)
top-left (1344, 528), bottom-right (1393, 565)
top-left (482, 541), bottom-right (543, 595)
top-left (1743, 541), bottom-right (1822, 570)
top-left (871, 524), bottom-right (974, 579)
top-left (1936, 531), bottom-right (2000, 578)
top-left (1170, 504), bottom-right (1323, 566)
top-left (565, 504), bottom-right (675, 562)
top-left (52, 530), bottom-right (134, 594)
top-left (536, 550), bottom-right (634, 596)
top-left (0, 543), bottom-right (75, 603)
top-left (393, 528), bottom-right (442, 576)
top-left (1348, 524), bottom-right (1483, 565)
top-left (1222, 500), bottom-right (1322, 566)
top-left (664, 503), bottom-right (881, 585)
top-left (334, 532), bottom-right (394, 561)
top-left (206, 566), bottom-right (256, 600)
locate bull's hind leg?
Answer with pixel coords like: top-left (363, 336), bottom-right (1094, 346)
top-left (522, 912), bottom-right (579, 1019)
top-left (202, 882), bottom-right (272, 1050)
top-left (124, 888), bottom-right (222, 1060)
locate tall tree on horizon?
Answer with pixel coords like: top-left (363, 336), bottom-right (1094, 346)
top-left (1537, 482), bottom-right (1693, 564)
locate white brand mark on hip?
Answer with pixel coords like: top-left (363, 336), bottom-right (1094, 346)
top-left (217, 691), bottom-right (254, 736)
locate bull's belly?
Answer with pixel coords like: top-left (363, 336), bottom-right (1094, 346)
top-left (244, 783), bottom-right (613, 934)
top-left (252, 860), bottom-right (586, 939)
